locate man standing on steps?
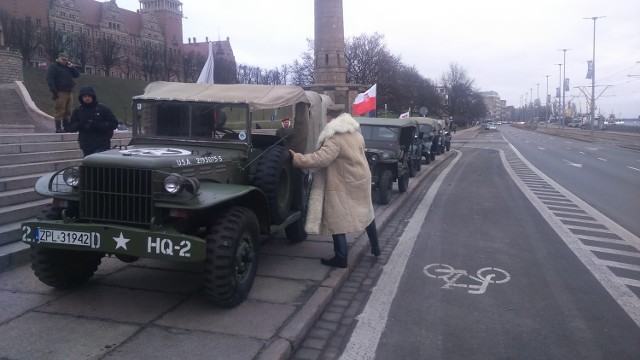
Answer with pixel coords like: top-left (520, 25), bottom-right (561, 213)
top-left (46, 52), bottom-right (80, 133)
top-left (67, 86), bottom-right (118, 156)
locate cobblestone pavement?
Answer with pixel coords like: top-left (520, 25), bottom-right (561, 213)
top-left (291, 156), bottom-right (451, 360)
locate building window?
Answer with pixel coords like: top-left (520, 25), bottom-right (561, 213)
top-left (325, 54), bottom-right (328, 65)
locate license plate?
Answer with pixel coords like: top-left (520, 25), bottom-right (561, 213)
top-left (36, 228), bottom-right (92, 247)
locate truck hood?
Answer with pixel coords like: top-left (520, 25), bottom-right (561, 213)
top-left (81, 145), bottom-right (246, 169)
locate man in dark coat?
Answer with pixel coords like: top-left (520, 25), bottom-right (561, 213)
top-left (276, 118), bottom-right (294, 140)
top-left (46, 52), bottom-right (80, 133)
top-left (67, 86), bottom-right (118, 156)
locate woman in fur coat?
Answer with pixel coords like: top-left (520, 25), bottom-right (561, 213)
top-left (289, 104), bottom-right (381, 268)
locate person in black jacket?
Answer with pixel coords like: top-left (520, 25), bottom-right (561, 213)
top-left (67, 86), bottom-right (118, 156)
top-left (46, 52), bottom-right (80, 133)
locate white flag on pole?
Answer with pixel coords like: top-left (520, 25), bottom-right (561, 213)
top-left (197, 42), bottom-right (215, 84)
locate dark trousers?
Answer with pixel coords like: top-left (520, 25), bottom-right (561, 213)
top-left (331, 220), bottom-right (380, 259)
top-left (366, 220), bottom-right (380, 255)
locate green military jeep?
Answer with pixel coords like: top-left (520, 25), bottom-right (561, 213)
top-left (355, 117), bottom-right (417, 205)
top-left (412, 117), bottom-right (434, 165)
top-left (21, 82), bottom-right (331, 307)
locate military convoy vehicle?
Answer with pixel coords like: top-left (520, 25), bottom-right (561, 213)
top-left (20, 82), bottom-right (333, 308)
top-left (355, 117), bottom-right (417, 205)
top-left (413, 117), bottom-right (436, 163)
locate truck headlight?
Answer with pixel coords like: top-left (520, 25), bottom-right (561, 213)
top-left (62, 167), bottom-right (80, 187)
top-left (163, 174), bottom-right (182, 194)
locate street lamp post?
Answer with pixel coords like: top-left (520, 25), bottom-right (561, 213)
top-left (536, 83), bottom-right (540, 127)
top-left (530, 88), bottom-right (533, 128)
top-left (584, 16), bottom-right (605, 136)
top-left (559, 49), bottom-right (571, 130)
top-left (555, 63), bottom-right (562, 127)
top-left (524, 93), bottom-right (528, 123)
top-left (545, 75), bottom-right (550, 127)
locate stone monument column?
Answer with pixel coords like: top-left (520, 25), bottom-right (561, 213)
top-left (314, 0), bottom-right (346, 85)
top-left (308, 0), bottom-right (367, 112)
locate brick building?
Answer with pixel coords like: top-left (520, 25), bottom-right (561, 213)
top-left (0, 0), bottom-right (235, 81)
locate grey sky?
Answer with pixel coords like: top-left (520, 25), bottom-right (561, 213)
top-left (117, 0), bottom-right (639, 118)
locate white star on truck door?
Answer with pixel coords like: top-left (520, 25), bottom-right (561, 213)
top-left (113, 232), bottom-right (130, 250)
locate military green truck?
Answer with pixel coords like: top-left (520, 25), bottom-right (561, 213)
top-left (355, 117), bottom-right (417, 205)
top-left (412, 117), bottom-right (435, 164)
top-left (20, 82), bottom-right (332, 307)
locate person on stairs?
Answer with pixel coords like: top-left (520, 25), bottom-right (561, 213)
top-left (46, 52), bottom-right (80, 133)
top-left (66, 86), bottom-right (118, 156)
top-left (288, 104), bottom-right (381, 268)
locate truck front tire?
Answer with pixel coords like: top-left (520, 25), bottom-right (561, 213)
top-left (30, 204), bottom-right (103, 289)
top-left (203, 206), bottom-right (260, 307)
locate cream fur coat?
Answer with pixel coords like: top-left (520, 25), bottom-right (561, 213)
top-left (291, 113), bottom-right (375, 235)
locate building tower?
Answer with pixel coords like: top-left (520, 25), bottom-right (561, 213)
top-left (309, 0), bottom-right (366, 112)
top-left (138, 0), bottom-right (184, 50)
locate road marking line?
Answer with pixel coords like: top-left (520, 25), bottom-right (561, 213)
top-left (504, 143), bottom-right (640, 328)
top-left (598, 158), bottom-right (607, 161)
top-left (620, 278), bottom-right (640, 288)
top-left (563, 159), bottom-right (583, 167)
top-left (340, 150), bottom-right (461, 360)
top-left (600, 260), bottom-right (640, 272)
top-left (584, 246), bottom-right (640, 258)
top-left (628, 166), bottom-right (640, 172)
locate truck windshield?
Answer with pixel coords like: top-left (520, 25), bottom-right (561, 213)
top-left (360, 125), bottom-right (399, 141)
top-left (133, 102), bottom-right (250, 141)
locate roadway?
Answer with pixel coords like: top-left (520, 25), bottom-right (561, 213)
top-left (302, 125), bottom-right (640, 359)
top-left (499, 125), bottom-right (640, 238)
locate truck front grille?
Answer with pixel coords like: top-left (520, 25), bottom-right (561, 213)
top-left (79, 166), bottom-right (153, 225)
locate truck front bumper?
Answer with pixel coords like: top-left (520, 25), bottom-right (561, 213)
top-left (21, 220), bottom-right (207, 262)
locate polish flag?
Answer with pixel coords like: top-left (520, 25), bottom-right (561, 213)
top-left (399, 110), bottom-right (410, 119)
top-left (352, 84), bottom-right (376, 115)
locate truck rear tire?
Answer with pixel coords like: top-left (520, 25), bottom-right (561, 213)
top-left (377, 169), bottom-right (393, 205)
top-left (398, 172), bottom-right (409, 193)
top-left (203, 206), bottom-right (259, 307)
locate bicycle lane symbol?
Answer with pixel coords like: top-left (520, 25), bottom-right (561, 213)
top-left (423, 263), bottom-right (510, 295)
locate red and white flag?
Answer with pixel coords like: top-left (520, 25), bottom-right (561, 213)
top-left (352, 84), bottom-right (376, 115)
top-left (399, 109), bottom-right (410, 119)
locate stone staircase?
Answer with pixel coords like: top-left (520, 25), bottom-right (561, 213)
top-left (0, 132), bottom-right (131, 270)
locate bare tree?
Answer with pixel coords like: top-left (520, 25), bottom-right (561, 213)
top-left (6, 16), bottom-right (40, 65)
top-left (157, 46), bottom-right (181, 81)
top-left (440, 63), bottom-right (475, 117)
top-left (137, 42), bottom-right (162, 81)
top-left (288, 39), bottom-right (314, 85)
top-left (68, 32), bottom-right (92, 71)
top-left (214, 56), bottom-right (237, 84)
top-left (181, 51), bottom-right (206, 83)
top-left (41, 25), bottom-right (71, 62)
top-left (96, 36), bottom-right (121, 76)
top-left (117, 45), bottom-right (137, 79)
top-left (345, 32), bottom-right (393, 85)
top-left (279, 64), bottom-right (290, 85)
